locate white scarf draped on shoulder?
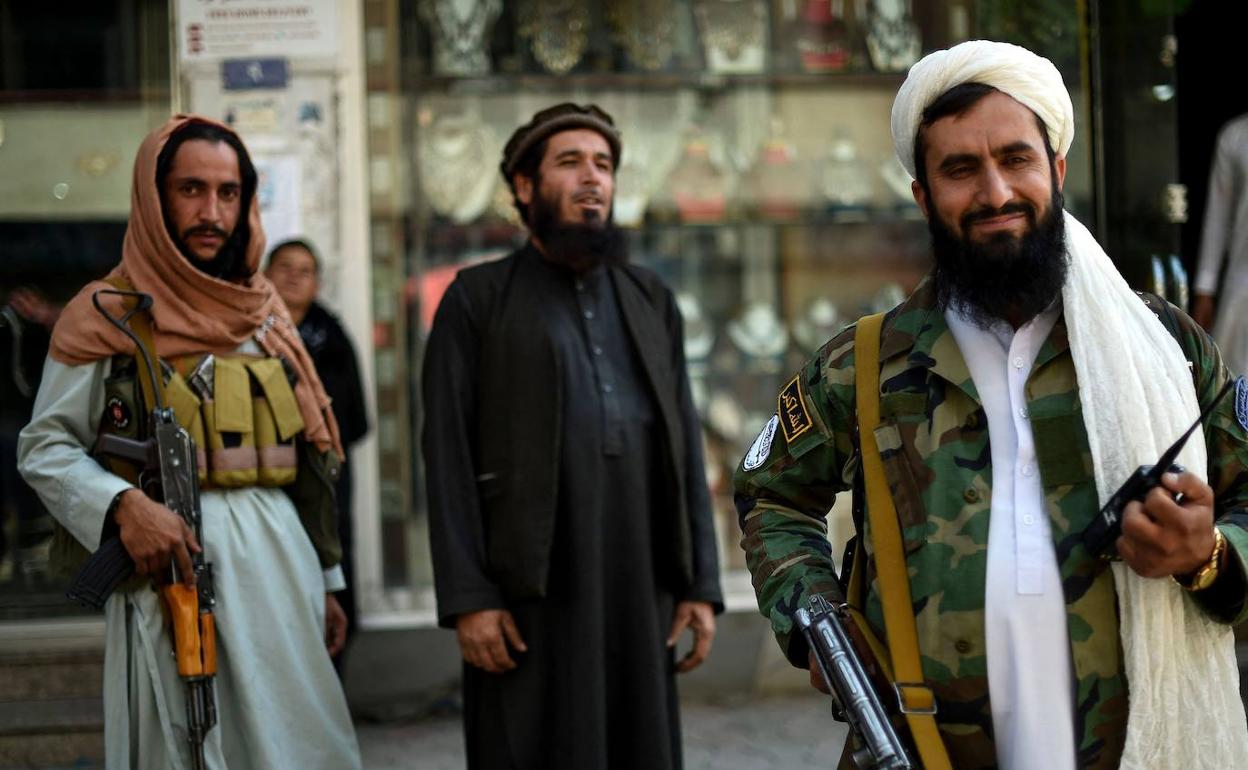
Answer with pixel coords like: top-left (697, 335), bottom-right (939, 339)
top-left (1064, 211), bottom-right (1248, 768)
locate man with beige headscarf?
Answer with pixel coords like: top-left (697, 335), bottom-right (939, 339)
top-left (736, 41), bottom-right (1248, 769)
top-left (19, 115), bottom-right (361, 768)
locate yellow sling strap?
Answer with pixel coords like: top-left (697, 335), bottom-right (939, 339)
top-left (854, 312), bottom-right (952, 770)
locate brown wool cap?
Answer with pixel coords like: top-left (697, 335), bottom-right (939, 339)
top-left (500, 103), bottom-right (622, 179)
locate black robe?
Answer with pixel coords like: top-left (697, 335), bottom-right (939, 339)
top-left (423, 247), bottom-right (721, 768)
top-left (297, 300), bottom-right (368, 671)
top-left (1, 309), bottom-right (51, 562)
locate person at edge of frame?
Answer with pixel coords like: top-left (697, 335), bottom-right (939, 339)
top-left (734, 41), bottom-right (1248, 770)
top-left (18, 114), bottom-right (362, 769)
top-left (422, 102), bottom-right (724, 770)
top-left (1193, 110), bottom-right (1248, 376)
top-left (1, 288), bottom-right (59, 585)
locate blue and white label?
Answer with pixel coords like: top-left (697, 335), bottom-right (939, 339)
top-left (743, 415), bottom-right (780, 471)
top-left (1236, 376), bottom-right (1248, 433)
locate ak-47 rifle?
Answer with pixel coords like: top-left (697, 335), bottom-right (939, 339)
top-left (796, 595), bottom-right (916, 769)
top-left (66, 289), bottom-right (217, 770)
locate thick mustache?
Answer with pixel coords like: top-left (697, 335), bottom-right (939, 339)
top-left (961, 202), bottom-right (1034, 228)
top-left (182, 225), bottom-right (228, 240)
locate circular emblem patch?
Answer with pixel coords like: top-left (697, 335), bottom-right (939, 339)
top-left (1236, 376), bottom-right (1248, 433)
top-left (107, 396), bottom-right (131, 430)
top-left (743, 414), bottom-right (780, 471)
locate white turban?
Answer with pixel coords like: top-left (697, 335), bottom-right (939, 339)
top-left (891, 40), bottom-right (1075, 179)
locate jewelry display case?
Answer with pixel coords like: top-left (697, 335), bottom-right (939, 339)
top-left (365, 0), bottom-right (1095, 603)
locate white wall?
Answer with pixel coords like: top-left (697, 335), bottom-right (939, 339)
top-left (175, 0), bottom-right (381, 613)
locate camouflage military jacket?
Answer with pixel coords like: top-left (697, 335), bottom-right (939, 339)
top-left (735, 278), bottom-right (1248, 769)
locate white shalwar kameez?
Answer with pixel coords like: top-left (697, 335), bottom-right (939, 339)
top-left (1197, 113), bottom-right (1248, 376)
top-left (18, 352), bottom-right (361, 770)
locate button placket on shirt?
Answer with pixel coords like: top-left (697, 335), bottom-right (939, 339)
top-left (575, 273), bottom-right (623, 455)
top-left (1008, 325), bottom-right (1047, 594)
top-left (948, 303), bottom-right (1076, 760)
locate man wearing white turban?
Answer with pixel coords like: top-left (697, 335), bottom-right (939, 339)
top-left (736, 40), bottom-right (1248, 770)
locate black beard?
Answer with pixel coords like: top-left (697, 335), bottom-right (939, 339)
top-left (164, 218), bottom-right (247, 280)
top-left (929, 186), bottom-right (1068, 328)
top-left (529, 185), bottom-right (626, 272)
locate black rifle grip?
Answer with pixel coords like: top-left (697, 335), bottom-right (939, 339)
top-left (65, 536), bottom-right (136, 609)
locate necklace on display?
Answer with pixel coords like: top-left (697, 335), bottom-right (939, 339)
top-left (866, 0), bottom-right (921, 72)
top-left (749, 128), bottom-right (805, 221)
top-left (419, 112), bottom-right (499, 224)
top-left (796, 0), bottom-right (853, 73)
top-left (821, 132), bottom-right (873, 211)
top-left (613, 158), bottom-right (652, 228)
top-left (676, 293), bottom-right (716, 361)
top-left (669, 137), bottom-right (729, 224)
top-left (871, 283), bottom-right (907, 314)
top-left (727, 302), bottom-right (789, 359)
top-left (519, 0), bottom-right (590, 74)
top-left (706, 390), bottom-right (745, 444)
top-left (879, 155), bottom-right (915, 203)
top-left (490, 178), bottom-right (524, 225)
top-left (694, 0), bottom-right (767, 64)
top-left (609, 0), bottom-right (677, 71)
top-left (792, 297), bottom-right (841, 352)
top-left (419, 0), bottom-right (503, 75)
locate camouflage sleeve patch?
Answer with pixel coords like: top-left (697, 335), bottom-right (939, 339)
top-left (734, 335), bottom-right (859, 663)
top-left (778, 375), bottom-right (813, 443)
top-left (742, 414), bottom-right (780, 472)
top-left (1236, 377), bottom-right (1248, 432)
top-left (1168, 302), bottom-right (1248, 625)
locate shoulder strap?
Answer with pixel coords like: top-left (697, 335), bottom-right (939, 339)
top-left (854, 312), bottom-right (953, 770)
top-left (103, 275), bottom-right (165, 415)
top-left (1138, 291), bottom-right (1184, 344)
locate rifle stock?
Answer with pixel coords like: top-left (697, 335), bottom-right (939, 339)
top-left (65, 536), bottom-right (135, 610)
top-left (65, 435), bottom-right (157, 609)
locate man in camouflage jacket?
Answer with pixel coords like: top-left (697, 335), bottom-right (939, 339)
top-left (736, 277), bottom-right (1248, 767)
top-left (735, 43), bottom-right (1248, 769)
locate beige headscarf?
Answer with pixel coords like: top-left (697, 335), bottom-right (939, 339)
top-left (893, 40), bottom-right (1248, 768)
top-left (49, 114), bottom-right (343, 457)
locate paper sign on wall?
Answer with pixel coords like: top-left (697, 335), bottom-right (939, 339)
top-left (177, 0), bottom-right (338, 62)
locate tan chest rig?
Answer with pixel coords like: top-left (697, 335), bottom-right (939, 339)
top-left (98, 351), bottom-right (306, 490)
top-left (47, 280), bottom-right (340, 583)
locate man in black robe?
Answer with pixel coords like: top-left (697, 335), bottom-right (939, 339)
top-left (266, 239), bottom-right (370, 674)
top-left (422, 104), bottom-right (724, 769)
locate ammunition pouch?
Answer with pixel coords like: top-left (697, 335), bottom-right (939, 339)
top-left (93, 353), bottom-right (304, 491)
top-left (246, 358), bottom-right (303, 487)
top-left (51, 350), bottom-right (324, 580)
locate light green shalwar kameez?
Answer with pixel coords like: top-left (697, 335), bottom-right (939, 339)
top-left (19, 352), bottom-right (361, 770)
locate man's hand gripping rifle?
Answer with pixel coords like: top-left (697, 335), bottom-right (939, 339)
top-left (66, 289), bottom-right (217, 770)
top-left (796, 595), bottom-right (915, 769)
